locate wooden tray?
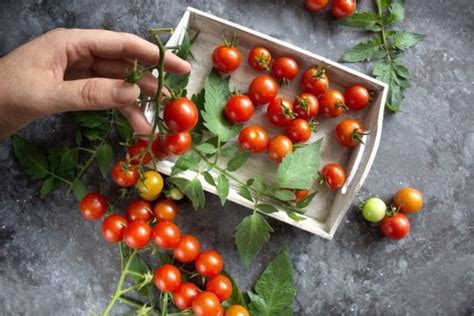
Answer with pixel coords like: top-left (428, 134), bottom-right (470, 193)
top-left (148, 7), bottom-right (388, 240)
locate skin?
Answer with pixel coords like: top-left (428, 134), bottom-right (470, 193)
top-left (0, 28), bottom-right (191, 139)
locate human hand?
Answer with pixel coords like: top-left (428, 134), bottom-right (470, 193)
top-left (0, 28), bottom-right (191, 138)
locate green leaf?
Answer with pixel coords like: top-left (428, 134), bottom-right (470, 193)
top-left (216, 173), bottom-right (230, 206)
top-left (48, 146), bottom-right (78, 178)
top-left (373, 60), bottom-right (410, 111)
top-left (195, 143), bottom-right (216, 155)
top-left (277, 140), bottom-right (322, 190)
top-left (238, 185), bottom-right (253, 202)
top-left (202, 69), bottom-right (243, 142)
top-left (40, 177), bottom-right (61, 198)
top-left (169, 177), bottom-right (205, 210)
top-left (171, 151), bottom-right (201, 176)
top-left (287, 211), bottom-right (306, 222)
top-left (378, 0), bottom-right (391, 9)
top-left (11, 134), bottom-right (49, 180)
top-left (384, 0), bottom-right (405, 24)
top-left (257, 203), bottom-right (279, 214)
top-left (71, 179), bottom-right (88, 201)
top-left (82, 128), bottom-right (102, 141)
top-left (164, 73), bottom-right (189, 92)
top-left (114, 111), bottom-right (133, 142)
top-left (176, 31), bottom-right (191, 60)
top-left (295, 192), bottom-right (317, 209)
top-left (341, 36), bottom-right (385, 62)
top-left (274, 189), bottom-right (296, 202)
top-left (226, 151), bottom-right (251, 172)
top-left (191, 88), bottom-right (206, 134)
top-left (75, 130), bottom-right (82, 147)
top-left (96, 143), bottom-right (113, 178)
top-left (203, 171), bottom-right (216, 187)
top-left (73, 111), bottom-right (106, 128)
top-left (248, 250), bottom-right (296, 316)
top-left (235, 212), bottom-right (273, 269)
top-left (250, 176), bottom-right (267, 193)
top-left (390, 31), bottom-right (424, 51)
top-left (222, 271), bottom-right (247, 307)
top-left (336, 11), bottom-right (381, 31)
top-left (221, 145), bottom-right (239, 156)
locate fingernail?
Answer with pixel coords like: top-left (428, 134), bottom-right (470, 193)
top-left (112, 82), bottom-right (140, 104)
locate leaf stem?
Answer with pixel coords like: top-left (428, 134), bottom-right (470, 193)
top-left (375, 0), bottom-right (392, 63)
top-left (117, 296), bottom-right (143, 309)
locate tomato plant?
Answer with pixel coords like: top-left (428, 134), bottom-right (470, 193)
top-left (112, 160), bottom-right (139, 188)
top-left (393, 187), bottom-right (423, 213)
top-left (153, 264), bottom-right (182, 292)
top-left (195, 250), bottom-right (224, 277)
top-left (224, 94), bottom-right (255, 123)
top-left (361, 197), bottom-right (387, 223)
top-left (152, 221), bottom-right (181, 249)
top-left (331, 0), bottom-right (356, 19)
top-left (305, 0), bottom-right (329, 12)
top-left (173, 282), bottom-right (200, 310)
top-left (101, 214), bottom-right (128, 243)
top-left (80, 192), bottom-right (108, 221)
top-left (212, 36), bottom-right (242, 73)
top-left (301, 66), bottom-right (329, 96)
top-left (271, 56), bottom-right (299, 82)
top-left (267, 98), bottom-right (295, 126)
top-left (335, 118), bottom-right (366, 147)
top-left (173, 234), bottom-right (201, 263)
top-left (206, 274), bottom-right (233, 302)
top-left (126, 199), bottom-right (153, 222)
top-left (248, 46), bottom-right (272, 71)
top-left (320, 163), bottom-right (346, 189)
top-left (268, 135), bottom-right (293, 163)
top-left (319, 89), bottom-right (346, 117)
top-left (154, 199), bottom-right (178, 222)
top-left (163, 132), bottom-right (192, 155)
top-left (123, 220), bottom-right (151, 249)
top-left (286, 118), bottom-right (312, 143)
top-left (247, 75), bottom-right (279, 105)
top-left (380, 213), bottom-right (410, 240)
top-left (344, 85), bottom-right (370, 110)
top-left (293, 92), bottom-right (319, 119)
top-left (239, 125), bottom-right (269, 153)
top-left (192, 291), bottom-right (224, 316)
top-left (163, 97), bottom-right (198, 132)
top-left (137, 170), bottom-right (164, 201)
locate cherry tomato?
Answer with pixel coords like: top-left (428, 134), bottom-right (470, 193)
top-left (225, 305), bottom-right (249, 316)
top-left (163, 97), bottom-right (198, 133)
top-left (393, 187), bottom-right (423, 213)
top-left (154, 199), bottom-right (178, 222)
top-left (213, 45), bottom-right (241, 73)
top-left (225, 95), bottom-right (254, 123)
top-left (305, 0), bottom-right (329, 12)
top-left (267, 98), bottom-right (295, 126)
top-left (247, 75), bottom-right (279, 105)
top-left (286, 118), bottom-right (312, 143)
top-left (344, 85), bottom-right (370, 110)
top-left (319, 89), bottom-right (346, 118)
top-left (126, 199), bottom-right (153, 222)
top-left (380, 213), bottom-right (410, 240)
top-left (267, 135), bottom-right (293, 163)
top-left (137, 170), bottom-right (164, 201)
top-left (152, 221), bottom-right (181, 250)
top-left (101, 214), bottom-right (128, 243)
top-left (80, 192), bottom-right (108, 221)
top-left (239, 125), bottom-right (269, 153)
top-left (206, 274), bottom-right (233, 302)
top-left (321, 163), bottom-right (346, 190)
top-left (128, 139), bottom-right (151, 164)
top-left (301, 66), bottom-right (329, 96)
top-left (123, 220), bottom-right (151, 249)
top-left (331, 0), bottom-right (356, 19)
top-left (192, 291), bottom-right (224, 316)
top-left (271, 56), bottom-right (299, 82)
top-left (153, 264), bottom-right (182, 292)
top-left (195, 250), bottom-right (224, 277)
top-left (152, 136), bottom-right (169, 160)
top-left (293, 189), bottom-right (310, 202)
top-left (335, 118), bottom-right (366, 147)
top-left (293, 93), bottom-right (319, 119)
top-left (163, 132), bottom-right (192, 155)
top-left (248, 47), bottom-right (272, 71)
top-left (361, 197), bottom-right (387, 223)
top-left (173, 282), bottom-right (201, 310)
top-left (173, 234), bottom-right (201, 263)
top-left (112, 160), bottom-right (139, 188)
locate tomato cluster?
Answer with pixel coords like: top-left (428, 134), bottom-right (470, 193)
top-left (360, 187), bottom-right (424, 240)
top-left (304, 0), bottom-right (356, 19)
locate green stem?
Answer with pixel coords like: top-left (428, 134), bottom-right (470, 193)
top-left (375, 0), bottom-right (392, 63)
top-left (117, 296), bottom-right (143, 309)
top-left (46, 170), bottom-right (72, 186)
top-left (161, 292), bottom-right (169, 316)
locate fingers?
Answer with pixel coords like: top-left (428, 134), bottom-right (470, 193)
top-left (119, 104), bottom-right (152, 135)
top-left (73, 29), bottom-right (191, 74)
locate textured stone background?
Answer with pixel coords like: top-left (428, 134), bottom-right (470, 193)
top-left (0, 0), bottom-right (473, 315)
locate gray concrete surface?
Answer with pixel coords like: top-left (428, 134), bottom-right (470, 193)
top-left (0, 0), bottom-right (473, 315)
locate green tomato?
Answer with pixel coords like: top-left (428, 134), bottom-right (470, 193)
top-left (361, 197), bottom-right (387, 223)
top-left (166, 187), bottom-right (184, 201)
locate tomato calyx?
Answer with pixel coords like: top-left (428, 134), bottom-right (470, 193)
top-left (223, 32), bottom-right (240, 48)
top-left (255, 52), bottom-right (271, 70)
top-left (296, 96), bottom-right (310, 116)
top-left (386, 204), bottom-right (400, 216)
top-left (125, 59), bottom-right (144, 84)
top-left (351, 128), bottom-right (370, 145)
top-left (312, 63), bottom-right (326, 79)
top-left (280, 101), bottom-right (297, 119)
top-left (309, 119), bottom-right (319, 132)
top-left (335, 99), bottom-right (349, 111)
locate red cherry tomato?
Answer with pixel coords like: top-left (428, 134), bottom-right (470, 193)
top-left (123, 220), bottom-right (151, 250)
top-left (152, 136), bottom-right (168, 160)
top-left (344, 85), bottom-right (370, 110)
top-left (305, 0), bottom-right (329, 12)
top-left (173, 282), bottom-right (201, 310)
top-left (248, 47), bottom-right (272, 71)
top-left (380, 213), bottom-right (410, 240)
top-left (154, 199), bottom-right (178, 222)
top-left (335, 118), bottom-right (366, 147)
top-left (301, 66), bottom-right (329, 96)
top-left (206, 274), bottom-right (233, 302)
top-left (163, 97), bottom-right (198, 133)
top-left (286, 118), bottom-right (312, 143)
top-left (238, 125), bottom-right (269, 153)
top-left (192, 291), bottom-right (223, 316)
top-left (293, 189), bottom-right (310, 202)
top-left (271, 56), bottom-right (299, 82)
top-left (224, 95), bottom-right (254, 123)
top-left (293, 93), bottom-right (319, 119)
top-left (127, 139), bottom-right (151, 164)
top-left (195, 250), bottom-right (224, 277)
top-left (320, 163), bottom-right (346, 189)
top-left (247, 75), bottom-right (279, 105)
top-left (80, 192), bottom-right (108, 221)
top-left (213, 45), bottom-right (241, 73)
top-left (153, 264), bottom-right (182, 292)
top-left (101, 214), bottom-right (128, 243)
top-left (319, 89), bottom-right (346, 118)
top-left (267, 135), bottom-right (293, 163)
top-left (266, 98), bottom-right (295, 126)
top-left (152, 221), bottom-right (181, 250)
top-left (331, 0), bottom-right (356, 19)
top-left (163, 132), bottom-right (192, 155)
top-left (173, 234), bottom-right (201, 263)
top-left (126, 200), bottom-right (153, 222)
top-left (111, 160), bottom-right (139, 188)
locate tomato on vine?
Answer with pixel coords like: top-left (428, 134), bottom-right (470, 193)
top-left (305, 0), bottom-right (329, 12)
top-left (80, 192), bottom-right (108, 221)
top-left (286, 118), bottom-right (313, 143)
top-left (393, 187), bottom-right (423, 213)
top-left (195, 250), bottom-right (224, 277)
top-left (126, 199), bottom-right (153, 222)
top-left (224, 94), bottom-right (254, 123)
top-left (239, 125), bottom-right (269, 153)
top-left (192, 291), bottom-right (224, 316)
top-left (206, 274), bottom-right (233, 302)
top-left (127, 139), bottom-right (151, 164)
top-left (335, 118), bottom-right (367, 147)
top-left (267, 135), bottom-right (293, 163)
top-left (344, 85), bottom-right (370, 110)
top-left (163, 97), bottom-right (198, 133)
top-left (173, 282), bottom-right (201, 310)
top-left (293, 92), bottom-right (319, 119)
top-left (248, 46), bottom-right (272, 71)
top-left (380, 213), bottom-right (410, 240)
top-left (301, 65), bottom-right (329, 96)
top-left (319, 89), bottom-right (346, 117)
top-left (153, 264), bottom-right (182, 292)
top-left (137, 170), bottom-right (164, 201)
top-left (112, 160), bottom-right (139, 188)
top-left (271, 56), bottom-right (299, 82)
top-left (154, 199), bottom-right (178, 222)
top-left (152, 136), bottom-right (168, 160)
top-left (101, 214), bottom-right (128, 243)
top-left (226, 305), bottom-right (250, 316)
top-left (173, 234), bottom-right (201, 263)
top-left (247, 75), bottom-right (279, 105)
top-left (123, 220), bottom-right (151, 249)
top-left (163, 132), bottom-right (192, 155)
top-left (152, 221), bottom-right (181, 249)
top-left (212, 34), bottom-right (241, 73)
top-left (331, 0), bottom-right (356, 19)
top-left (267, 97), bottom-right (295, 126)
top-left (320, 163), bottom-right (346, 189)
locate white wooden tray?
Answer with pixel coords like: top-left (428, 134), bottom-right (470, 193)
top-left (149, 7), bottom-right (388, 240)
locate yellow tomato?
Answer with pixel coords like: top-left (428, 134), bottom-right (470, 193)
top-left (137, 170), bottom-right (163, 201)
top-left (393, 187), bottom-right (423, 213)
top-left (225, 305), bottom-right (249, 316)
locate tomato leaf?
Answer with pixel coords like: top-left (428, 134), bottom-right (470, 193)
top-left (221, 145), bottom-right (239, 156)
top-left (373, 59), bottom-right (410, 111)
top-left (248, 250), bottom-right (296, 316)
top-left (202, 69), bottom-right (242, 142)
top-left (169, 177), bottom-right (205, 210)
top-left (11, 134), bottom-right (49, 180)
top-left (384, 0), bottom-right (405, 24)
top-left (47, 146), bottom-right (78, 179)
top-left (191, 88), bottom-right (206, 134)
top-left (235, 212), bottom-right (273, 270)
top-left (113, 111), bottom-right (134, 143)
top-left (171, 151), bottom-right (201, 176)
top-left (287, 211), bottom-right (306, 222)
top-left (216, 173), bottom-right (230, 206)
top-left (71, 179), bottom-right (88, 201)
top-left (336, 11), bottom-right (381, 31)
top-left (249, 176), bottom-right (267, 193)
top-left (295, 192), bottom-right (317, 209)
top-left (257, 203), bottom-right (279, 214)
top-left (195, 143), bottom-right (216, 155)
top-left (238, 185), bottom-right (253, 202)
top-left (274, 189), bottom-right (296, 202)
top-left (203, 171), bottom-right (216, 187)
top-left (277, 140), bottom-right (322, 190)
top-left (390, 30), bottom-right (425, 51)
top-left (96, 143), bottom-right (113, 178)
top-left (341, 36), bottom-right (385, 63)
top-left (40, 177), bottom-right (61, 198)
top-left (226, 151), bottom-right (251, 172)
top-left (176, 30), bottom-right (191, 60)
